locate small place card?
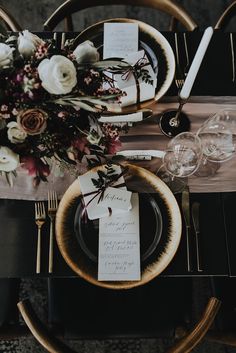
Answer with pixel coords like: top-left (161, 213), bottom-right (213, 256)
top-left (78, 165), bottom-right (128, 220)
top-left (103, 23), bottom-right (139, 59)
top-left (99, 187), bottom-right (132, 211)
top-left (99, 111), bottom-right (143, 123)
top-left (98, 193), bottom-right (140, 281)
top-left (116, 149), bottom-right (166, 158)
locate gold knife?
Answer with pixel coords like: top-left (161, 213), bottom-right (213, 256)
top-left (181, 186), bottom-right (192, 272)
top-left (192, 202), bottom-right (203, 272)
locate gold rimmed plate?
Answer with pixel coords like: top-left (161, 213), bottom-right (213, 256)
top-left (73, 18), bottom-right (175, 112)
top-left (55, 163), bottom-right (182, 290)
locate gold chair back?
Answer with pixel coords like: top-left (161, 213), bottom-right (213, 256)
top-left (215, 1), bottom-right (236, 30)
top-left (43, 0), bottom-right (198, 32)
top-left (18, 297), bottom-right (220, 353)
top-left (0, 5), bottom-right (22, 32)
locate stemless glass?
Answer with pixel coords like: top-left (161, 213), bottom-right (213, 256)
top-left (157, 132), bottom-right (202, 193)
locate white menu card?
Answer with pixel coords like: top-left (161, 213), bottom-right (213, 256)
top-left (98, 193), bottom-right (140, 281)
top-left (103, 23), bottom-right (139, 59)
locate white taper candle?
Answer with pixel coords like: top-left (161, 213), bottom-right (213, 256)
top-left (180, 26), bottom-right (214, 100)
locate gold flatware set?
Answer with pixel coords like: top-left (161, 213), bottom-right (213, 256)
top-left (35, 202), bottom-right (46, 274)
top-left (34, 191), bottom-right (58, 274)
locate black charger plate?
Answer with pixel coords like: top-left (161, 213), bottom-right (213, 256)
top-left (74, 193), bottom-right (163, 264)
top-left (73, 18), bottom-right (175, 107)
top-left (55, 163), bottom-right (182, 289)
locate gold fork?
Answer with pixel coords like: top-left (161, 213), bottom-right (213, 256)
top-left (48, 191), bottom-right (58, 273)
top-left (35, 202), bottom-right (46, 274)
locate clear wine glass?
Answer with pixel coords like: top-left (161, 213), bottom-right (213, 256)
top-left (157, 132), bottom-right (202, 193)
top-left (206, 109), bottom-right (236, 135)
top-left (197, 115), bottom-right (235, 163)
top-left (195, 111), bottom-right (236, 177)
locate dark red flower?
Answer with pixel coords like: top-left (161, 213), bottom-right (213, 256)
top-left (72, 137), bottom-right (90, 155)
top-left (21, 156), bottom-right (50, 178)
top-left (106, 137), bottom-right (122, 154)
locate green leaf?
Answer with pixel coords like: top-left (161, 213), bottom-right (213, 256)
top-left (97, 170), bottom-right (106, 179)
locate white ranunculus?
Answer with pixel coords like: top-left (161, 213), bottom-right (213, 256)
top-left (38, 55), bottom-right (77, 95)
top-left (18, 30), bottom-right (44, 58)
top-left (7, 121), bottom-right (27, 144)
top-left (0, 43), bottom-right (14, 68)
top-left (73, 40), bottom-right (100, 64)
top-left (0, 146), bottom-right (19, 172)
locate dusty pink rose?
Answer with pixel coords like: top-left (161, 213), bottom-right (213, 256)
top-left (17, 108), bottom-right (48, 135)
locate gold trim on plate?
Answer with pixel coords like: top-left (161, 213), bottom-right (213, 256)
top-left (55, 163), bottom-right (182, 290)
top-left (74, 18), bottom-right (175, 112)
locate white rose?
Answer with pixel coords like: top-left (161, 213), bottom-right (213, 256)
top-left (38, 55), bottom-right (77, 95)
top-left (0, 146), bottom-right (19, 172)
top-left (0, 43), bottom-right (14, 68)
top-left (73, 40), bottom-right (99, 63)
top-left (7, 121), bottom-right (27, 143)
top-left (18, 30), bottom-right (44, 58)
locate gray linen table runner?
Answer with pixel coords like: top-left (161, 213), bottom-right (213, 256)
top-left (0, 97), bottom-right (235, 199)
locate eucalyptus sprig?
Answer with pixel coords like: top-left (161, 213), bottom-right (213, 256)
top-left (137, 67), bottom-right (154, 85)
top-left (53, 94), bottom-right (122, 113)
top-left (91, 162), bottom-right (128, 192)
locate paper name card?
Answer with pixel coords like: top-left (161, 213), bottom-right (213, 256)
top-left (99, 187), bottom-right (132, 211)
top-left (115, 50), bottom-right (157, 107)
top-left (78, 165), bottom-right (127, 220)
top-left (116, 150), bottom-right (166, 158)
top-left (103, 23), bottom-right (139, 59)
top-left (99, 111), bottom-right (143, 123)
top-left (98, 193), bottom-right (140, 281)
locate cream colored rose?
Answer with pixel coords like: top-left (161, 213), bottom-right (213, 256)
top-left (0, 146), bottom-right (19, 172)
top-left (0, 43), bottom-right (14, 68)
top-left (38, 55), bottom-right (77, 95)
top-left (73, 40), bottom-right (100, 64)
top-left (18, 30), bottom-right (44, 58)
top-left (7, 121), bottom-right (27, 143)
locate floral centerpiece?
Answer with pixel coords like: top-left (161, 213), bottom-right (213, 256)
top-left (0, 30), bottom-right (134, 186)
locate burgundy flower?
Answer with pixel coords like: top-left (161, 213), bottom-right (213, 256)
top-left (72, 137), bottom-right (90, 155)
top-left (17, 108), bottom-right (48, 135)
top-left (21, 156), bottom-right (50, 177)
top-left (106, 137), bottom-right (122, 154)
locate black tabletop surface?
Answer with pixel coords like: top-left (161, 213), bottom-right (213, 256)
top-left (1, 30), bottom-right (236, 278)
top-left (0, 191), bottom-right (234, 278)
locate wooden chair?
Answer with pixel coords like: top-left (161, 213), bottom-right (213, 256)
top-left (189, 278), bottom-right (236, 348)
top-left (18, 297), bottom-right (220, 353)
top-left (215, 1), bottom-right (236, 30)
top-left (0, 5), bottom-right (22, 32)
top-left (43, 0), bottom-right (198, 32)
